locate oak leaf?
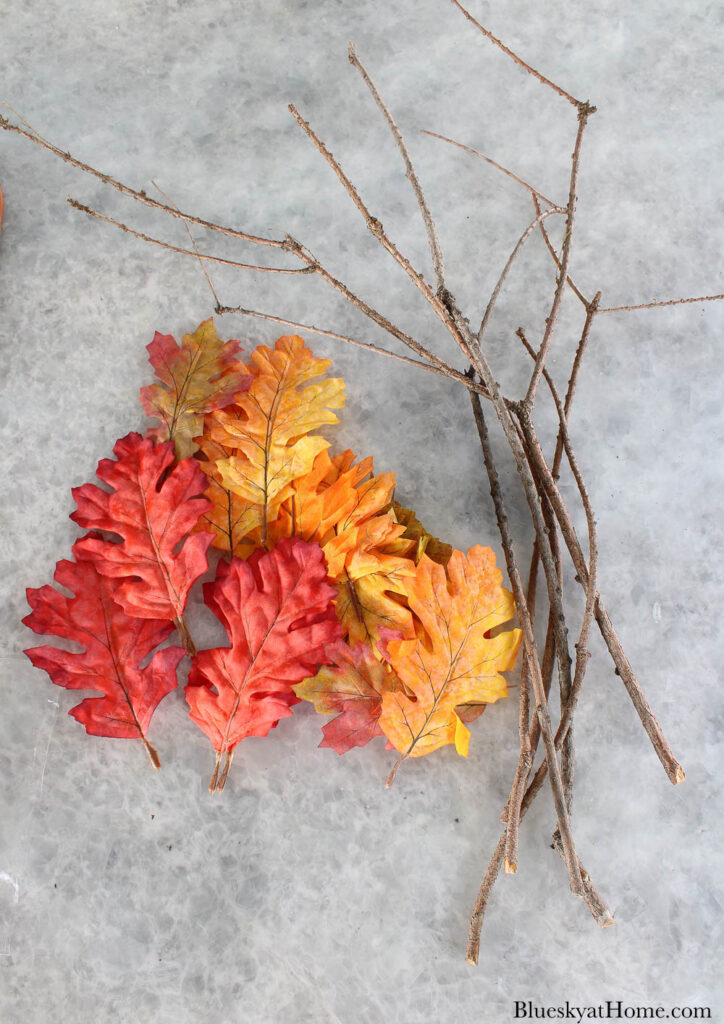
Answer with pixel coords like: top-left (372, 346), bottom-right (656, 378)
top-left (260, 449), bottom-right (415, 644)
top-left (379, 546), bottom-right (521, 783)
top-left (140, 318), bottom-right (250, 459)
top-left (185, 537), bottom-right (341, 791)
top-left (207, 336), bottom-right (345, 541)
top-left (264, 449), bottom-right (377, 552)
top-left (23, 546), bottom-right (184, 768)
top-left (391, 502), bottom-right (453, 566)
top-left (293, 640), bottom-right (405, 753)
top-left (195, 433), bottom-right (263, 558)
top-left (334, 514), bottom-right (417, 645)
top-left (71, 432), bottom-right (213, 642)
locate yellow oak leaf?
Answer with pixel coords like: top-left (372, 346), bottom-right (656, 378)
top-left (207, 336), bottom-right (345, 541)
top-left (333, 514), bottom-right (417, 645)
top-left (216, 433), bottom-right (326, 529)
top-left (379, 546), bottom-right (521, 780)
top-left (140, 319), bottom-right (249, 459)
top-left (194, 435), bottom-right (263, 557)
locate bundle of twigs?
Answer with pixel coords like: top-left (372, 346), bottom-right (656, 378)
top-left (4, 0), bottom-right (721, 965)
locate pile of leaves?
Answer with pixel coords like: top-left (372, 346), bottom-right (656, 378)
top-left (23, 320), bottom-right (521, 791)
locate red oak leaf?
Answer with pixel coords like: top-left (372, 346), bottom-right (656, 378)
top-left (186, 537), bottom-right (341, 792)
top-left (70, 433), bottom-right (213, 646)
top-left (23, 545), bottom-right (184, 768)
top-left (293, 640), bottom-right (406, 754)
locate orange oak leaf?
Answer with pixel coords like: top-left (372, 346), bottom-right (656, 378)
top-left (293, 640), bottom-right (405, 753)
top-left (140, 318), bottom-right (250, 459)
top-left (185, 537), bottom-right (341, 792)
top-left (258, 448), bottom-right (414, 644)
top-left (206, 335), bottom-right (345, 542)
top-left (379, 546), bottom-right (521, 784)
top-left (263, 448), bottom-right (396, 557)
top-left (23, 544), bottom-right (184, 768)
top-left (71, 433), bottom-right (213, 647)
top-left (264, 449), bottom-right (377, 550)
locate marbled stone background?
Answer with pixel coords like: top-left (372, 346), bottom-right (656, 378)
top-left (1, 2), bottom-right (722, 1022)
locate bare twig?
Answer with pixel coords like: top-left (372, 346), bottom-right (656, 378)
top-left (0, 114), bottom-right (288, 248)
top-left (67, 200), bottom-right (315, 275)
top-left (421, 129), bottom-right (561, 208)
top-left (450, 0), bottom-right (584, 108)
top-left (478, 206), bottom-right (564, 343)
top-left (306, 256), bottom-right (480, 378)
top-left (215, 303), bottom-right (491, 396)
top-left (349, 45), bottom-right (446, 294)
top-left (152, 180), bottom-right (221, 307)
top-left (597, 293), bottom-right (724, 313)
top-left (513, 295), bottom-right (600, 806)
top-left (524, 102), bottom-right (595, 406)
top-left (502, 546), bottom-right (536, 874)
top-left (532, 193), bottom-right (591, 307)
top-left (554, 293), bottom-right (601, 472)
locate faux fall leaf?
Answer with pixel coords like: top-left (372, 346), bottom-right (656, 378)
top-left (379, 545), bottom-right (521, 784)
top-left (195, 433), bottom-right (263, 558)
top-left (185, 537), bottom-right (342, 792)
top-left (207, 335), bottom-right (345, 542)
top-left (391, 501), bottom-right (453, 566)
top-left (334, 513), bottom-right (417, 645)
top-left (71, 432), bottom-right (213, 647)
top-left (140, 318), bottom-right (250, 459)
top-left (293, 640), bottom-right (406, 754)
top-left (23, 546), bottom-right (184, 768)
top-left (261, 448), bottom-right (416, 645)
top-left (264, 449), bottom-right (378, 552)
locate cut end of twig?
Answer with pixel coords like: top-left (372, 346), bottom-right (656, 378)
top-left (673, 764), bottom-right (686, 785)
top-left (598, 910), bottom-right (615, 928)
top-left (465, 951), bottom-right (479, 967)
top-left (504, 857), bottom-right (517, 875)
